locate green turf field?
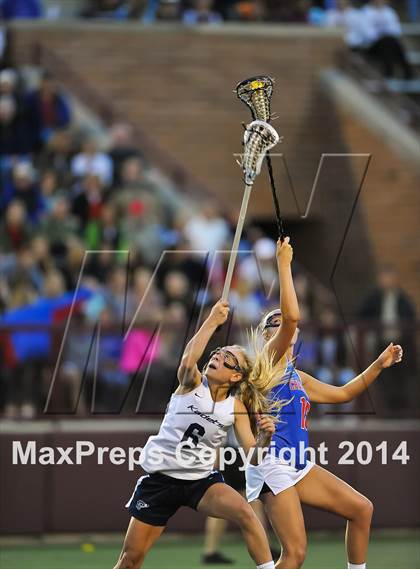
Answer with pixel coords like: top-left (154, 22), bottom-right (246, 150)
top-left (0, 533), bottom-right (419, 569)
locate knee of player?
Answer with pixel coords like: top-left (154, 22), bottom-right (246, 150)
top-left (350, 494), bottom-right (373, 523)
top-left (282, 542), bottom-right (306, 568)
top-left (358, 495), bottom-right (374, 521)
top-left (234, 501), bottom-right (257, 527)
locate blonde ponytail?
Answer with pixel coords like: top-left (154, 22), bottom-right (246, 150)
top-left (231, 331), bottom-right (290, 434)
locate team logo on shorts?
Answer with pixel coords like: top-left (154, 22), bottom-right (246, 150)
top-left (136, 500), bottom-right (150, 510)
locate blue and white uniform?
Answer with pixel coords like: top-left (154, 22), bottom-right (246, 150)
top-left (125, 377), bottom-right (234, 526)
top-left (246, 361), bottom-right (315, 501)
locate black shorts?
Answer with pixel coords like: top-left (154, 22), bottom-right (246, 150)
top-left (221, 454), bottom-right (245, 492)
top-left (126, 470), bottom-right (225, 526)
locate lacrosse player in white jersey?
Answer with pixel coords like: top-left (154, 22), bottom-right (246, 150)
top-left (114, 290), bottom-right (297, 569)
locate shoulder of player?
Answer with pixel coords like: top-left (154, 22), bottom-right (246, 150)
top-left (295, 369), bottom-right (312, 385)
top-left (174, 377), bottom-right (205, 396)
top-left (234, 397), bottom-right (247, 415)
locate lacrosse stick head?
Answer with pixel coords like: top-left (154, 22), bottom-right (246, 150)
top-left (235, 75), bottom-right (274, 122)
top-left (242, 120), bottom-right (279, 185)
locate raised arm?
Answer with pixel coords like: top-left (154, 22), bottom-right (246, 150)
top-left (266, 237), bottom-right (300, 364)
top-left (177, 300), bottom-right (229, 391)
top-left (233, 399), bottom-right (274, 466)
top-left (300, 343), bottom-right (403, 404)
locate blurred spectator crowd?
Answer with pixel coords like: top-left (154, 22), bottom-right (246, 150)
top-left (0, 0), bottom-right (415, 28)
top-left (0, 60), bottom-right (417, 419)
top-left (1, 1), bottom-right (415, 84)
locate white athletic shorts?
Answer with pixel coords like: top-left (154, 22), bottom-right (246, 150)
top-left (246, 454), bottom-right (315, 502)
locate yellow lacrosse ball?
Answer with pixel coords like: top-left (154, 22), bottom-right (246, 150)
top-left (81, 543), bottom-right (96, 553)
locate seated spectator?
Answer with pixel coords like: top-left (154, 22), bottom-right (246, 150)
top-left (38, 129), bottom-right (75, 187)
top-left (325, 0), bottom-right (372, 51)
top-left (85, 201), bottom-right (126, 252)
top-left (83, 243), bottom-right (119, 284)
top-left (81, 0), bottom-right (130, 19)
top-left (0, 0), bottom-right (43, 20)
top-left (228, 0), bottom-right (265, 22)
top-left (0, 70), bottom-right (30, 155)
top-left (72, 174), bottom-right (108, 229)
top-left (1, 162), bottom-right (45, 223)
top-left (155, 0), bottom-right (181, 21)
top-left (127, 266), bottom-right (163, 325)
top-left (71, 136), bottom-right (113, 186)
top-left (25, 71), bottom-right (71, 149)
top-left (0, 68), bottom-right (18, 97)
top-left (115, 156), bottom-right (180, 226)
top-left (4, 242), bottom-right (44, 294)
top-left (264, 0), bottom-right (307, 22)
top-left (30, 235), bottom-right (55, 276)
top-left (363, 0), bottom-right (413, 79)
top-left (162, 270), bottom-right (192, 312)
top-left (157, 238), bottom-right (209, 290)
top-left (183, 0), bottom-right (223, 25)
top-left (39, 169), bottom-right (60, 213)
top-left (183, 202), bottom-right (230, 254)
top-left (0, 201), bottom-right (32, 252)
top-left (61, 237), bottom-right (87, 290)
top-left (108, 122), bottom-right (141, 186)
top-left (122, 192), bottom-right (167, 264)
top-left (95, 265), bottom-right (128, 323)
top-left (38, 195), bottom-right (78, 257)
top-left (0, 96), bottom-right (21, 155)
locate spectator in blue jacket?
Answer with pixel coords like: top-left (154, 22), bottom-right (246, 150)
top-left (1, 0), bottom-right (43, 20)
top-left (1, 162), bottom-right (45, 224)
top-left (25, 71), bottom-right (71, 149)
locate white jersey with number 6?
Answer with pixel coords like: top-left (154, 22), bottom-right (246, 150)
top-left (140, 377), bottom-right (235, 480)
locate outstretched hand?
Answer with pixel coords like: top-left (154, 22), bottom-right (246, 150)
top-left (377, 343), bottom-right (403, 369)
top-left (208, 300), bottom-right (230, 327)
top-left (276, 236), bottom-right (293, 267)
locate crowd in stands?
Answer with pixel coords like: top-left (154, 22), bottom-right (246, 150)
top-left (1, 1), bottom-right (415, 81)
top-left (0, 0), bottom-right (415, 26)
top-left (0, 56), bottom-right (416, 418)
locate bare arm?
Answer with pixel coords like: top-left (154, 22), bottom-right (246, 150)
top-left (266, 237), bottom-right (300, 364)
top-left (300, 343), bottom-right (403, 404)
top-left (177, 300), bottom-right (229, 391)
top-left (233, 399), bottom-right (275, 465)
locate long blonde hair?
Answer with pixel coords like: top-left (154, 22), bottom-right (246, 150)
top-left (231, 331), bottom-right (289, 434)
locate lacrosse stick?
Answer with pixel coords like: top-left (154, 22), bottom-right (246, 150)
top-left (222, 120), bottom-right (280, 302)
top-left (235, 75), bottom-right (285, 240)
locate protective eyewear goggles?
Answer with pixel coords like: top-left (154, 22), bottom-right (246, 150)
top-left (209, 348), bottom-right (243, 373)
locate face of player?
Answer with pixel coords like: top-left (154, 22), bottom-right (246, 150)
top-left (204, 345), bottom-right (246, 387)
top-left (262, 310), bottom-right (299, 347)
